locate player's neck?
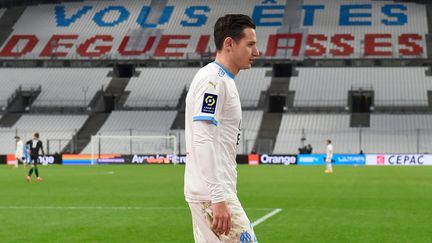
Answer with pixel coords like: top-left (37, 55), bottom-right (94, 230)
top-left (214, 55), bottom-right (239, 77)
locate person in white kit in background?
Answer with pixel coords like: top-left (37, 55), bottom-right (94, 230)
top-left (325, 139), bottom-right (334, 174)
top-left (14, 136), bottom-right (25, 168)
top-left (184, 14), bottom-right (259, 243)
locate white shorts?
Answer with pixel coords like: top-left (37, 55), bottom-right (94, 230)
top-left (188, 198), bottom-right (258, 243)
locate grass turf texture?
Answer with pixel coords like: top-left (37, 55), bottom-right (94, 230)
top-left (0, 165), bottom-right (431, 243)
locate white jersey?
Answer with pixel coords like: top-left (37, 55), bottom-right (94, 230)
top-left (15, 140), bottom-right (24, 159)
top-left (184, 62), bottom-right (242, 204)
top-left (326, 144), bottom-right (333, 160)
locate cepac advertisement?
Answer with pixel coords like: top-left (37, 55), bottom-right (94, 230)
top-left (297, 154), bottom-right (365, 165)
top-left (366, 154), bottom-right (432, 166)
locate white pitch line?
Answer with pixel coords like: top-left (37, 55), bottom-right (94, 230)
top-left (0, 206), bottom-right (276, 211)
top-left (0, 206), bottom-right (185, 210)
top-left (251, 208), bottom-right (282, 227)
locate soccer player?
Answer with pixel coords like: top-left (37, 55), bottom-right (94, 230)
top-left (184, 14), bottom-right (259, 242)
top-left (25, 133), bottom-right (45, 182)
top-left (325, 139), bottom-right (334, 174)
top-left (14, 136), bottom-right (25, 168)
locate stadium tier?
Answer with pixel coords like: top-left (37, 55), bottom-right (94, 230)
top-left (0, 0), bottom-right (426, 59)
top-left (81, 110), bottom-right (177, 154)
top-left (173, 110), bottom-right (264, 155)
top-left (0, 68), bottom-right (111, 107)
top-left (235, 68), bottom-right (272, 107)
top-left (0, 8), bottom-right (5, 18)
top-left (273, 114), bottom-right (432, 154)
top-left (125, 68), bottom-right (198, 108)
top-left (0, 114), bottom-right (88, 154)
top-left (125, 67), bottom-right (270, 108)
top-left (290, 67), bottom-right (432, 107)
top-left (363, 114), bottom-right (432, 154)
top-left (238, 110), bottom-right (264, 154)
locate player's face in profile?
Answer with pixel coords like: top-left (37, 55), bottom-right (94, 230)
top-left (232, 28), bottom-right (259, 70)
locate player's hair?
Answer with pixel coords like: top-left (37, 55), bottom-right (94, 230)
top-left (214, 14), bottom-right (256, 51)
top-left (327, 139), bottom-right (331, 144)
top-left (34, 132), bottom-right (39, 139)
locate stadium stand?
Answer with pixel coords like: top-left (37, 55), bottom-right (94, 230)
top-left (1, 0), bottom-right (284, 59)
top-left (0, 0), bottom-right (432, 157)
top-left (273, 114), bottom-right (356, 154)
top-left (238, 110), bottom-right (264, 154)
top-left (0, 8), bottom-right (5, 18)
top-left (81, 110), bottom-right (177, 154)
top-left (290, 67), bottom-right (432, 107)
top-left (0, 68), bottom-right (111, 107)
top-left (273, 113), bottom-right (432, 154)
top-left (0, 114), bottom-right (88, 154)
top-left (301, 0), bottom-right (427, 58)
top-left (235, 69), bottom-right (272, 107)
top-left (125, 68), bottom-right (198, 108)
top-left (363, 114), bottom-right (432, 153)
top-left (125, 67), bottom-right (270, 108)
top-left (172, 110), bottom-right (264, 154)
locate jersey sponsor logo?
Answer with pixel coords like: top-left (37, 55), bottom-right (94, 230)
top-left (201, 93), bottom-right (217, 114)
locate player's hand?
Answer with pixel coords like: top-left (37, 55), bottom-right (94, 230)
top-left (211, 201), bottom-right (231, 236)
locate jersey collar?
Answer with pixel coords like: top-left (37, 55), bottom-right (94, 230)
top-left (212, 61), bottom-right (235, 79)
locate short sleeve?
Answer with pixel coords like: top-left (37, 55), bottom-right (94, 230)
top-left (192, 78), bottom-right (225, 126)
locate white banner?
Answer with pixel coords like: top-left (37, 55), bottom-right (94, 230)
top-left (366, 154), bottom-right (432, 166)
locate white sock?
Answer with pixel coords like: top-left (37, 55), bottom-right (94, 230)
top-left (328, 163), bottom-right (333, 172)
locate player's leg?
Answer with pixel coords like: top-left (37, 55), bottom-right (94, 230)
top-left (14, 157), bottom-right (19, 168)
top-left (328, 160), bottom-right (333, 172)
top-left (221, 199), bottom-right (257, 243)
top-left (34, 157), bottom-right (43, 181)
top-left (325, 161), bottom-right (333, 174)
top-left (188, 202), bottom-right (223, 243)
top-left (26, 158), bottom-right (35, 182)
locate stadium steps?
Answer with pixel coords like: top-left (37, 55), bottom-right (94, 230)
top-left (65, 113), bottom-right (110, 153)
top-left (0, 85), bottom-right (41, 127)
top-left (170, 88), bottom-right (187, 130)
top-left (268, 77), bottom-right (290, 95)
top-left (254, 113), bottom-right (283, 154)
top-left (350, 113), bottom-right (370, 128)
top-left (0, 6), bottom-right (26, 47)
top-left (105, 77), bottom-right (132, 109)
top-left (0, 113), bottom-right (21, 127)
top-left (428, 91), bottom-right (432, 109)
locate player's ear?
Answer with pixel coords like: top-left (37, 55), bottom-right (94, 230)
top-left (223, 37), bottom-right (234, 51)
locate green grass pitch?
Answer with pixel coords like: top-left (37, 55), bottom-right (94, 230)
top-left (1, 165), bottom-right (432, 242)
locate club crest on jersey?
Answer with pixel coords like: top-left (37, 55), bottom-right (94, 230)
top-left (202, 93), bottom-right (218, 114)
top-left (218, 67), bottom-right (225, 77)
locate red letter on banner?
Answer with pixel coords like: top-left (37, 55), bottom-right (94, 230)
top-left (265, 33), bottom-right (303, 57)
top-left (305, 34), bottom-right (327, 56)
top-left (118, 36), bottom-right (156, 56)
top-left (195, 35), bottom-right (210, 55)
top-left (330, 34), bottom-right (354, 57)
top-left (154, 35), bottom-right (189, 57)
top-left (364, 34), bottom-right (392, 56)
top-left (77, 35), bottom-right (113, 57)
top-left (0, 35), bottom-right (38, 57)
top-left (40, 35), bottom-right (78, 57)
top-left (399, 34), bottom-right (423, 56)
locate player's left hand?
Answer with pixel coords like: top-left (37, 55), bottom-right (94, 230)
top-left (211, 201), bottom-right (232, 236)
